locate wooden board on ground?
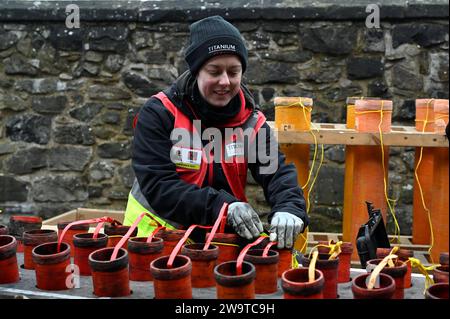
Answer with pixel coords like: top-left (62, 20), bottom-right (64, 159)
top-left (41, 208), bottom-right (125, 232)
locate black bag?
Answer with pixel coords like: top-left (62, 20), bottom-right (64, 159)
top-left (356, 201), bottom-right (390, 268)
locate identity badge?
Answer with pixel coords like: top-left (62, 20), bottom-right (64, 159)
top-left (225, 142), bottom-right (244, 158)
top-left (171, 146), bottom-right (202, 170)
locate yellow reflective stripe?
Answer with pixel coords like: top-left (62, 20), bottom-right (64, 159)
top-left (124, 192), bottom-right (176, 237)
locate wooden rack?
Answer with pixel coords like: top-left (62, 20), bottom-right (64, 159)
top-left (267, 121), bottom-right (449, 147)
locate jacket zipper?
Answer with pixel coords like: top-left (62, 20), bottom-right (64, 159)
top-left (208, 150), bottom-right (214, 186)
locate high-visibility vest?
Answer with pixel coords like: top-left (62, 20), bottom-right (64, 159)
top-left (124, 90), bottom-right (266, 237)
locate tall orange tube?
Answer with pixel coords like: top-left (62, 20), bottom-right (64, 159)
top-left (274, 97), bottom-right (312, 253)
top-left (348, 100), bottom-right (392, 260)
top-left (412, 99), bottom-right (436, 244)
top-left (430, 100), bottom-right (449, 262)
top-left (343, 97), bottom-right (380, 244)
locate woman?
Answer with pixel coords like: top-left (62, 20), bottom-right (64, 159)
top-left (124, 15), bottom-right (307, 249)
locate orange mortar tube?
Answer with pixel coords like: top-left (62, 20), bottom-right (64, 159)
top-left (343, 97), bottom-right (380, 245)
top-left (274, 97), bottom-right (313, 253)
top-left (430, 100), bottom-right (449, 262)
top-left (347, 99), bottom-right (392, 261)
top-left (412, 99), bottom-right (436, 244)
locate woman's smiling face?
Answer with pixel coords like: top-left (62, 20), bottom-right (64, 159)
top-left (196, 54), bottom-right (242, 108)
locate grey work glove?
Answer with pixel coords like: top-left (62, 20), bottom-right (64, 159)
top-left (269, 212), bottom-right (304, 249)
top-left (227, 202), bottom-right (264, 240)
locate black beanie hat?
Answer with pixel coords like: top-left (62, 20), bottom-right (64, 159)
top-left (185, 15), bottom-right (248, 75)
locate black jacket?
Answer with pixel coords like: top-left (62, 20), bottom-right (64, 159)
top-left (132, 71), bottom-right (308, 232)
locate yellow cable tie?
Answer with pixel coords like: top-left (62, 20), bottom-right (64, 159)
top-left (354, 110), bottom-right (393, 115)
top-left (375, 102), bottom-right (401, 242)
top-left (299, 231), bottom-right (308, 253)
top-left (210, 241), bottom-right (239, 247)
top-left (414, 119), bottom-right (436, 123)
top-left (413, 99), bottom-right (436, 263)
top-left (409, 257), bottom-right (437, 294)
top-left (307, 133), bottom-right (324, 210)
top-left (299, 98), bottom-right (325, 216)
top-left (279, 99), bottom-right (312, 111)
top-left (291, 250), bottom-right (300, 269)
top-left (299, 98), bottom-right (318, 214)
top-left (328, 241), bottom-right (342, 260)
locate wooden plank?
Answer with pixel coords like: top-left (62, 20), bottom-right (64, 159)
top-left (42, 208), bottom-right (125, 226)
top-left (40, 225), bottom-right (59, 232)
top-left (76, 208), bottom-right (124, 223)
top-left (41, 209), bottom-right (78, 225)
top-left (267, 121), bottom-right (449, 147)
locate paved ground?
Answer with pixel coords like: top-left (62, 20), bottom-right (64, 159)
top-left (0, 252), bottom-right (428, 299)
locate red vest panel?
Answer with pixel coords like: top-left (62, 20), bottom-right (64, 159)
top-left (153, 91), bottom-right (266, 202)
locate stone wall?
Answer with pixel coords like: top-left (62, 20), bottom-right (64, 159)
top-left (0, 1), bottom-right (448, 234)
